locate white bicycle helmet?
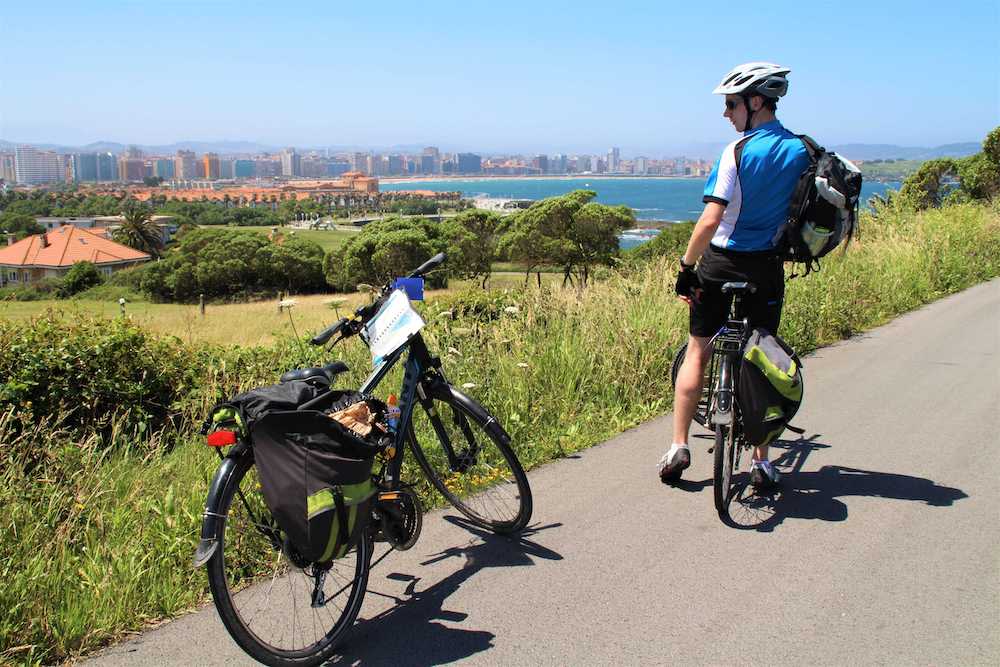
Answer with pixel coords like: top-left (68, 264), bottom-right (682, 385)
top-left (713, 62), bottom-right (790, 98)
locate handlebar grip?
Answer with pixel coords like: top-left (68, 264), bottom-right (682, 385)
top-left (310, 318), bottom-right (348, 346)
top-left (407, 252), bottom-right (446, 278)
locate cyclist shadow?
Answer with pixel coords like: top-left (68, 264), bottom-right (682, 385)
top-left (330, 517), bottom-right (563, 665)
top-left (727, 435), bottom-right (969, 532)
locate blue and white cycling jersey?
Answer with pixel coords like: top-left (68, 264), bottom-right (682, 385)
top-left (703, 120), bottom-right (809, 252)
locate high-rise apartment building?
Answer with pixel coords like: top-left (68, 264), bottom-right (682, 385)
top-left (0, 153), bottom-right (16, 182)
top-left (124, 145), bottom-right (144, 159)
top-left (14, 146), bottom-right (64, 185)
top-left (154, 159), bottom-right (175, 179)
top-left (219, 159), bottom-right (234, 179)
top-left (457, 153), bottom-right (482, 174)
top-left (118, 157), bottom-right (146, 182)
top-left (234, 160), bottom-right (255, 178)
top-left (422, 147), bottom-right (440, 174)
top-left (175, 150), bottom-right (197, 180)
top-left (387, 155), bottom-right (404, 176)
top-left (97, 152), bottom-right (117, 181)
top-left (634, 156), bottom-right (648, 175)
top-left (607, 147), bottom-right (621, 173)
top-left (281, 148), bottom-right (301, 177)
top-left (419, 154), bottom-right (435, 174)
top-left (350, 152), bottom-right (369, 174)
top-left (72, 153), bottom-right (100, 182)
top-left (203, 153), bottom-right (221, 180)
top-left (532, 155), bottom-right (549, 174)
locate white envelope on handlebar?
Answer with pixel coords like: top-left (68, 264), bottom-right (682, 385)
top-left (364, 288), bottom-right (425, 366)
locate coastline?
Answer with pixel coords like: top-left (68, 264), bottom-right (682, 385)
top-left (379, 174), bottom-right (702, 184)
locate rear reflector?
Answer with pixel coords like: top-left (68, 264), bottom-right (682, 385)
top-left (206, 430), bottom-right (237, 447)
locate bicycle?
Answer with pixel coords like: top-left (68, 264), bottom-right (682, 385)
top-left (669, 281), bottom-right (802, 524)
top-left (193, 253), bottom-right (533, 666)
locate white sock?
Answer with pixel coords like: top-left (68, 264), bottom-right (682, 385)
top-left (667, 443), bottom-right (688, 461)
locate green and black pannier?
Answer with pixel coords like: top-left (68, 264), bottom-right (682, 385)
top-left (210, 382), bottom-right (389, 563)
top-left (738, 329), bottom-right (803, 448)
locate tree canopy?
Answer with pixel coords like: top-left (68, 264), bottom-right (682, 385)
top-left (497, 190), bottom-right (635, 285)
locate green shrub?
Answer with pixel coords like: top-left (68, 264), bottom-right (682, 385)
top-left (0, 277), bottom-right (65, 301)
top-left (623, 222), bottom-right (695, 264)
top-left (60, 261), bottom-right (104, 297)
top-left (2, 201), bottom-right (999, 665)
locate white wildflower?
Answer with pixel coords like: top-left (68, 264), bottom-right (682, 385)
top-left (462, 383), bottom-right (477, 389)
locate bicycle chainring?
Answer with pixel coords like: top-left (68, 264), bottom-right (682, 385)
top-left (378, 487), bottom-right (422, 551)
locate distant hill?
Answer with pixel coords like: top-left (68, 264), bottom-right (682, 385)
top-left (830, 142), bottom-right (981, 161)
top-left (0, 138), bottom-right (985, 161)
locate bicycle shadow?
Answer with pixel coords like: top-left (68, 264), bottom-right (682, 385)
top-left (726, 435), bottom-right (969, 531)
top-left (328, 517), bottom-right (563, 665)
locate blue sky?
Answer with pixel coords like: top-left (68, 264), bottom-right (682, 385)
top-left (1, 0), bottom-right (997, 155)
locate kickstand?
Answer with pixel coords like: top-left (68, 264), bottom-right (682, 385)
top-left (310, 569), bottom-right (328, 608)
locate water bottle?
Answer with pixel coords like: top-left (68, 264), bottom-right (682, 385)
top-left (386, 394), bottom-right (400, 432)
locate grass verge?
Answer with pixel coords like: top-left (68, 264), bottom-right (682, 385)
top-left (2, 201), bottom-right (998, 665)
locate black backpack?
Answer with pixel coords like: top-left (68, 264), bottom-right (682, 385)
top-left (775, 135), bottom-right (864, 274)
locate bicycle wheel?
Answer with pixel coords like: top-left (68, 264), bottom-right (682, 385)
top-left (408, 384), bottom-right (532, 533)
top-left (713, 423), bottom-right (737, 518)
top-left (670, 342), bottom-right (709, 427)
top-left (206, 455), bottom-right (371, 667)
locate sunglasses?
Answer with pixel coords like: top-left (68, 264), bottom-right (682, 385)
top-left (724, 99), bottom-right (741, 111)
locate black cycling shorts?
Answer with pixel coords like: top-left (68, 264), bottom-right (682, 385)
top-left (688, 245), bottom-right (785, 338)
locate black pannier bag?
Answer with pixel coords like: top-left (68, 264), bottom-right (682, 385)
top-left (213, 382), bottom-right (389, 562)
top-left (738, 329), bottom-right (804, 448)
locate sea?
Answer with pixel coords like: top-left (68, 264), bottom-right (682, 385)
top-left (380, 177), bottom-right (899, 250)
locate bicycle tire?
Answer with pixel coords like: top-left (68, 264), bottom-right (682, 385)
top-left (206, 455), bottom-right (371, 667)
top-left (670, 342), bottom-right (708, 428)
top-left (713, 423), bottom-right (736, 519)
top-left (408, 384), bottom-right (532, 534)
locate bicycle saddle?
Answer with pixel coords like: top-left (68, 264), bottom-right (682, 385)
top-left (721, 281), bottom-right (757, 294)
top-left (280, 361), bottom-right (350, 385)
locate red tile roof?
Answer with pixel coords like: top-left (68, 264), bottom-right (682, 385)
top-left (0, 225), bottom-right (151, 268)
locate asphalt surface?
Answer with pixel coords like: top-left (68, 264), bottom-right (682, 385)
top-left (86, 279), bottom-right (999, 666)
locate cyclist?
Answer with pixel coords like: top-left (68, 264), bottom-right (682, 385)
top-left (659, 62), bottom-right (809, 489)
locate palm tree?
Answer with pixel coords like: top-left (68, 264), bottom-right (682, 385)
top-left (113, 198), bottom-right (164, 257)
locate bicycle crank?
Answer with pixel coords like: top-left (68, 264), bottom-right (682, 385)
top-left (375, 487), bottom-right (422, 551)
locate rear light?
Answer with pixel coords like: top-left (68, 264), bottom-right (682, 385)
top-left (206, 430), bottom-right (237, 447)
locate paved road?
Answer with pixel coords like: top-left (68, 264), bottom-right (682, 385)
top-left (88, 280), bottom-right (999, 666)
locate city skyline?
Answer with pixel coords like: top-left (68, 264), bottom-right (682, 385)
top-left (4, 141), bottom-right (718, 185)
top-left (2, 1), bottom-right (996, 153)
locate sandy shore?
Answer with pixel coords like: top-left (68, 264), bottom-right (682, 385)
top-left (379, 174), bottom-right (700, 184)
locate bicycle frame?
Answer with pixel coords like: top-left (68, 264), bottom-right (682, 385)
top-left (707, 291), bottom-right (752, 428)
top-left (299, 330), bottom-right (463, 491)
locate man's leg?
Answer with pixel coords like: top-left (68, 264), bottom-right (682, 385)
top-left (659, 334), bottom-right (712, 481)
top-left (672, 335), bottom-right (713, 446)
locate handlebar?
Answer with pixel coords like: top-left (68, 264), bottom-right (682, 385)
top-left (310, 253), bottom-right (446, 346)
top-left (309, 318), bottom-right (349, 346)
top-left (407, 252), bottom-right (446, 279)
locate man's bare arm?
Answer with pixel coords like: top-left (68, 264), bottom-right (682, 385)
top-left (681, 202), bottom-right (725, 266)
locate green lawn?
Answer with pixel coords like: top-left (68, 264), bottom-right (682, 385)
top-left (203, 225), bottom-right (361, 251)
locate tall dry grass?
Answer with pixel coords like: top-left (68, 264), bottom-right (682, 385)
top-left (2, 201), bottom-right (998, 665)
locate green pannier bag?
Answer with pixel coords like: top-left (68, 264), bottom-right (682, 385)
top-left (738, 329), bottom-right (804, 448)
